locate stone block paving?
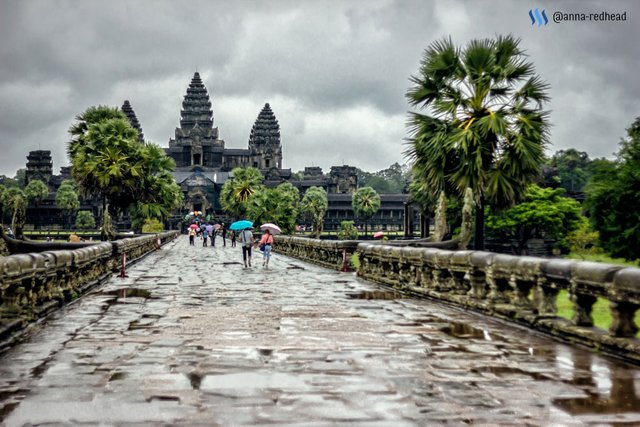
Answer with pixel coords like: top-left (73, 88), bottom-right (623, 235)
top-left (1, 236), bottom-right (639, 426)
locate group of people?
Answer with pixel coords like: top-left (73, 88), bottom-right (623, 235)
top-left (187, 223), bottom-right (274, 268)
top-left (188, 222), bottom-right (231, 248)
top-left (237, 227), bottom-right (274, 268)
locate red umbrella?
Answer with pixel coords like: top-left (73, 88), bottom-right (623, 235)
top-left (189, 224), bottom-right (199, 230)
top-left (373, 231), bottom-right (385, 239)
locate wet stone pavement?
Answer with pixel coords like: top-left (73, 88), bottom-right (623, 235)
top-left (1, 238), bottom-right (640, 426)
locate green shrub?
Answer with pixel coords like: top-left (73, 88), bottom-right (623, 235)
top-left (75, 210), bottom-right (96, 229)
top-left (337, 220), bottom-right (358, 240)
top-left (142, 218), bottom-right (164, 233)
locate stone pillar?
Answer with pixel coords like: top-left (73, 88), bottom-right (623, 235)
top-left (609, 301), bottom-right (639, 337)
top-left (571, 293), bottom-right (597, 326)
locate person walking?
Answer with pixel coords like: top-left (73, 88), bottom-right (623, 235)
top-left (206, 223), bottom-right (215, 247)
top-left (202, 226), bottom-right (209, 247)
top-left (231, 230), bottom-right (237, 247)
top-left (188, 226), bottom-right (196, 246)
top-left (239, 228), bottom-right (254, 268)
top-left (258, 229), bottom-right (275, 268)
top-left (221, 223), bottom-right (227, 247)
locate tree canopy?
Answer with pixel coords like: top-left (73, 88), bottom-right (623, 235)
top-left (24, 179), bottom-right (49, 205)
top-left (300, 186), bottom-right (328, 238)
top-left (352, 186), bottom-right (381, 235)
top-left (75, 210), bottom-right (96, 229)
top-left (245, 182), bottom-right (299, 234)
top-left (68, 105), bottom-right (181, 238)
top-left (405, 35), bottom-right (550, 249)
top-left (486, 185), bottom-right (583, 254)
top-left (220, 167), bottom-right (265, 219)
top-left (585, 117), bottom-right (640, 261)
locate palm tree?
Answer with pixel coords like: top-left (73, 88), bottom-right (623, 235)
top-left (68, 105), bottom-right (126, 160)
top-left (3, 187), bottom-right (24, 231)
top-left (352, 186), bottom-right (381, 236)
top-left (300, 186), bottom-right (328, 238)
top-left (55, 180), bottom-right (80, 230)
top-left (70, 116), bottom-right (140, 239)
top-left (220, 167), bottom-right (264, 218)
top-left (405, 35), bottom-right (550, 249)
top-left (245, 183), bottom-right (299, 233)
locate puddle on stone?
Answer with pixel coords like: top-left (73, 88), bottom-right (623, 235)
top-left (101, 288), bottom-right (152, 299)
top-left (257, 348), bottom-right (273, 356)
top-left (222, 262), bottom-right (242, 265)
top-left (109, 372), bottom-right (127, 381)
top-left (346, 290), bottom-right (407, 300)
top-left (187, 372), bottom-right (203, 390)
top-left (471, 366), bottom-right (551, 381)
top-left (440, 322), bottom-right (487, 339)
top-left (31, 360), bottom-right (49, 378)
top-left (147, 395), bottom-right (180, 403)
top-left (553, 370), bottom-right (640, 416)
top-left (0, 402), bottom-right (19, 421)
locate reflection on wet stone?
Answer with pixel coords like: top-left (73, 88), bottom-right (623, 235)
top-left (0, 236), bottom-right (639, 426)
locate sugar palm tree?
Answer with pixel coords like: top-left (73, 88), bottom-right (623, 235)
top-left (352, 186), bottom-right (381, 236)
top-left (55, 180), bottom-right (80, 230)
top-left (68, 105), bottom-right (125, 159)
top-left (73, 119), bottom-right (141, 210)
top-left (220, 167), bottom-right (265, 218)
top-left (300, 186), bottom-right (328, 238)
top-left (406, 35), bottom-right (550, 249)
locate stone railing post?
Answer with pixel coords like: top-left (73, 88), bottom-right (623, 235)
top-left (487, 254), bottom-right (518, 303)
top-left (571, 262), bottom-right (622, 327)
top-left (538, 259), bottom-right (575, 316)
top-left (448, 250), bottom-right (473, 295)
top-left (610, 268), bottom-right (640, 337)
top-left (468, 252), bottom-right (493, 299)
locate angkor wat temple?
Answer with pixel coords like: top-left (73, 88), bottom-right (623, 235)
top-left (18, 72), bottom-right (413, 232)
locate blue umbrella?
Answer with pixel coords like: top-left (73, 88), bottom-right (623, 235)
top-left (229, 220), bottom-right (253, 231)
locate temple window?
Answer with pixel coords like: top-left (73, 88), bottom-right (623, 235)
top-left (193, 154), bottom-right (201, 165)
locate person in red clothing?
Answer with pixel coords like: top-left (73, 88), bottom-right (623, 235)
top-left (258, 229), bottom-right (274, 268)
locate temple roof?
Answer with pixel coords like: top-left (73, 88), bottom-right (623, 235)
top-left (172, 170), bottom-right (230, 185)
top-left (180, 72), bottom-right (214, 132)
top-left (223, 148), bottom-right (251, 156)
top-left (121, 100), bottom-right (144, 142)
top-left (248, 103), bottom-right (280, 147)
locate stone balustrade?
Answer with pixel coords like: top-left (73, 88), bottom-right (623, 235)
top-left (274, 236), bottom-right (640, 363)
top-left (0, 231), bottom-right (179, 347)
top-left (274, 236), bottom-right (360, 271)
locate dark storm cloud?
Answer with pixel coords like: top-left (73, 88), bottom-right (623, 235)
top-left (1, 0), bottom-right (639, 177)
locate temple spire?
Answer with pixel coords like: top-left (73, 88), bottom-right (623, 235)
top-left (180, 72), bottom-right (214, 132)
top-left (248, 103), bottom-right (281, 147)
top-left (121, 100), bottom-right (144, 142)
top-left (248, 103), bottom-right (282, 169)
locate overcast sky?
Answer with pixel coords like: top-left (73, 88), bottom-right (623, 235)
top-left (1, 0), bottom-right (638, 177)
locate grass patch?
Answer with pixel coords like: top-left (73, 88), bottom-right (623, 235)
top-left (566, 252), bottom-right (639, 267)
top-left (351, 253), bottom-right (360, 270)
top-left (556, 290), bottom-right (640, 336)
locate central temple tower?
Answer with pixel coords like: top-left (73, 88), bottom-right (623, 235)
top-left (166, 72), bottom-right (225, 169)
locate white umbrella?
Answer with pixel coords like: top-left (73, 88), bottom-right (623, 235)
top-left (260, 223), bottom-right (282, 235)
